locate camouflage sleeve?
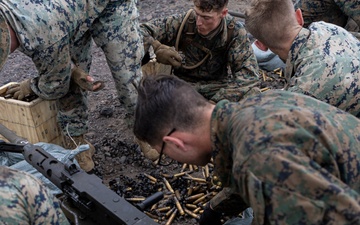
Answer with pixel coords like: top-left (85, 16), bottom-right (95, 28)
top-left (30, 39), bottom-right (73, 100)
top-left (334, 0), bottom-right (360, 27)
top-left (91, 0), bottom-right (144, 114)
top-left (0, 166), bottom-right (70, 224)
top-left (209, 83), bottom-right (261, 103)
top-left (209, 22), bottom-right (260, 102)
top-left (229, 22), bottom-right (260, 81)
top-left (140, 12), bottom-right (185, 53)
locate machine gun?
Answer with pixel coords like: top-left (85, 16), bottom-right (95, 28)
top-left (0, 123), bottom-right (162, 225)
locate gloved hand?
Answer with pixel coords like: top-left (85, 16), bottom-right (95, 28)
top-left (71, 66), bottom-right (105, 92)
top-left (152, 40), bottom-right (182, 68)
top-left (199, 203), bottom-right (222, 225)
top-left (5, 78), bottom-right (35, 100)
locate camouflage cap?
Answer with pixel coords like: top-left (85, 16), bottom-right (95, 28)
top-left (0, 13), bottom-right (10, 71)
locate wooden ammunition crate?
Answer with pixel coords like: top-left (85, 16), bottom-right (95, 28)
top-left (0, 82), bottom-right (64, 146)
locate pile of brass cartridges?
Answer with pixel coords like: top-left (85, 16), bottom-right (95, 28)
top-left (109, 161), bottom-right (224, 225)
top-left (258, 68), bottom-right (286, 92)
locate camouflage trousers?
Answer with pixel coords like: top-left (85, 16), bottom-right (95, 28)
top-left (1, 0), bottom-right (143, 137)
top-left (55, 0), bottom-right (143, 136)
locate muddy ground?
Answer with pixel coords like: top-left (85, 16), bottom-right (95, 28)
top-left (0, 1), bottom-right (256, 224)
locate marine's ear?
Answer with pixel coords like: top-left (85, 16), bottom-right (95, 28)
top-left (221, 7), bottom-right (228, 18)
top-left (163, 135), bottom-right (187, 152)
top-left (295, 8), bottom-right (304, 26)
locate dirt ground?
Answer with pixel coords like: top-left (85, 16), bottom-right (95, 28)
top-left (0, 1), bottom-right (253, 224)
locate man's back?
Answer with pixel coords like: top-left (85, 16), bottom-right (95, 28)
top-left (212, 90), bottom-right (360, 224)
top-left (285, 22), bottom-right (360, 117)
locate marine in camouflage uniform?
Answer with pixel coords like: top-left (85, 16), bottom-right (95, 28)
top-left (134, 75), bottom-right (360, 224)
top-left (140, 9), bottom-right (260, 102)
top-left (284, 22), bottom-right (360, 117)
top-left (0, 0), bottom-right (143, 138)
top-left (210, 90), bottom-right (360, 224)
top-left (0, 0), bottom-right (143, 171)
top-left (0, 166), bottom-right (69, 224)
top-left (294, 0), bottom-right (360, 33)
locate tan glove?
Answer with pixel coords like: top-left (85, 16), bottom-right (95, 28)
top-left (5, 79), bottom-right (35, 100)
top-left (152, 40), bottom-right (182, 68)
top-left (71, 67), bottom-right (105, 92)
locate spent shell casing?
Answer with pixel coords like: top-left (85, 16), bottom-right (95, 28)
top-left (163, 178), bottom-right (175, 193)
top-left (193, 194), bottom-right (207, 204)
top-left (193, 207), bottom-right (202, 214)
top-left (185, 204), bottom-right (198, 209)
top-left (173, 172), bottom-right (187, 177)
top-left (125, 197), bottom-right (146, 202)
top-left (180, 163), bottom-right (187, 172)
top-left (165, 209), bottom-right (178, 225)
top-left (174, 196), bottom-right (185, 215)
top-left (165, 207), bottom-right (176, 218)
top-left (184, 208), bottom-right (200, 219)
top-left (204, 165), bottom-right (210, 178)
top-left (144, 173), bottom-right (157, 183)
top-left (157, 206), bottom-right (171, 213)
top-left (185, 193), bottom-right (205, 201)
top-left (144, 211), bottom-right (158, 220)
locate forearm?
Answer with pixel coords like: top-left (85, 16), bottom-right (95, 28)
top-left (140, 13), bottom-right (184, 53)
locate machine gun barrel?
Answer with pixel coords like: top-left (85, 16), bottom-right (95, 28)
top-left (0, 123), bottom-right (28, 145)
top-left (0, 123), bottom-right (160, 225)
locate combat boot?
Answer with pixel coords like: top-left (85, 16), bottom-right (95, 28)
top-left (135, 137), bottom-right (159, 161)
top-left (64, 135), bottom-right (95, 172)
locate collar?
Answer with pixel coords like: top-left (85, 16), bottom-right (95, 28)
top-left (284, 27), bottom-right (310, 84)
top-left (210, 99), bottom-right (234, 187)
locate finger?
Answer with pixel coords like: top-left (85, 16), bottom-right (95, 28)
top-left (92, 81), bottom-right (105, 92)
top-left (168, 58), bottom-right (182, 68)
top-left (13, 91), bottom-right (20, 100)
top-left (86, 75), bottom-right (94, 82)
top-left (171, 51), bottom-right (182, 61)
top-left (6, 87), bottom-right (20, 95)
top-left (5, 85), bottom-right (19, 94)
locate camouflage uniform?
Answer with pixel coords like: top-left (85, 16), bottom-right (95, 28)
top-left (284, 22), bottom-right (360, 117)
top-left (141, 10), bottom-right (260, 102)
top-left (0, 166), bottom-right (69, 224)
top-left (210, 90), bottom-right (360, 224)
top-left (0, 0), bottom-right (143, 136)
top-left (294, 0), bottom-right (360, 30)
